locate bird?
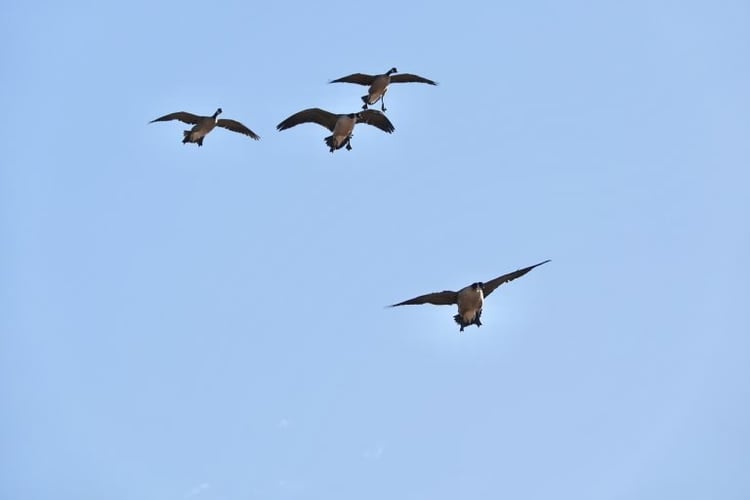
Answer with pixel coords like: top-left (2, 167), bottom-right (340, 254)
top-left (389, 260), bottom-right (550, 332)
top-left (149, 108), bottom-right (260, 146)
top-left (276, 108), bottom-right (394, 153)
top-left (329, 67), bottom-right (437, 112)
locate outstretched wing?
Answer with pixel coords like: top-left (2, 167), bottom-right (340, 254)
top-left (217, 119), bottom-right (260, 140)
top-left (482, 260), bottom-right (551, 298)
top-left (329, 73), bottom-right (377, 86)
top-left (149, 111), bottom-right (202, 125)
top-left (389, 74), bottom-right (437, 85)
top-left (358, 110), bottom-right (395, 133)
top-left (389, 290), bottom-right (458, 307)
top-left (277, 108), bottom-right (339, 132)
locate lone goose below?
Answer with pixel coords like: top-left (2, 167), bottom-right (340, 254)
top-left (276, 108), bottom-right (394, 153)
top-left (329, 67), bottom-right (437, 112)
top-left (149, 108), bottom-right (260, 146)
top-left (389, 260), bottom-right (550, 332)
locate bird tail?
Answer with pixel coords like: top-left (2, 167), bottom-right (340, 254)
top-left (453, 315), bottom-right (466, 332)
top-left (454, 313), bottom-right (481, 332)
top-left (324, 135), bottom-right (337, 152)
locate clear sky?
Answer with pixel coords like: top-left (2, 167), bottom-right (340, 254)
top-left (2, 1), bottom-right (749, 499)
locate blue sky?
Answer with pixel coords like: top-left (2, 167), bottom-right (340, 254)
top-left (2, 1), bottom-right (749, 499)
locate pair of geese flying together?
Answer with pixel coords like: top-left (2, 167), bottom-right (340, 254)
top-left (282, 67), bottom-right (436, 152)
top-left (150, 68), bottom-right (436, 152)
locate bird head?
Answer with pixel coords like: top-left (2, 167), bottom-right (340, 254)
top-left (388, 67), bottom-right (398, 74)
top-left (471, 282), bottom-right (483, 291)
top-left (214, 108), bottom-right (223, 117)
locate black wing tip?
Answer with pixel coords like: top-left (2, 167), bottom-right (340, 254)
top-left (329, 76), bottom-right (353, 84)
top-left (388, 300), bottom-right (413, 307)
top-left (522, 259), bottom-right (551, 273)
top-left (243, 128), bottom-right (261, 140)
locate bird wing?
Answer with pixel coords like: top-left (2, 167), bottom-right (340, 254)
top-left (481, 260), bottom-right (551, 298)
top-left (217, 119), bottom-right (260, 140)
top-left (149, 111), bottom-right (202, 125)
top-left (277, 108), bottom-right (339, 132)
top-left (389, 290), bottom-right (458, 307)
top-left (389, 74), bottom-right (438, 85)
top-left (329, 73), bottom-right (376, 85)
top-left (358, 110), bottom-right (395, 133)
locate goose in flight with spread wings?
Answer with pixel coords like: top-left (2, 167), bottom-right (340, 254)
top-left (276, 108), bottom-right (394, 153)
top-left (329, 67), bottom-right (437, 112)
top-left (389, 260), bottom-right (551, 332)
top-left (149, 108), bottom-right (260, 146)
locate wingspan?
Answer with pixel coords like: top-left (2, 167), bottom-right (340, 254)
top-left (390, 290), bottom-right (458, 307)
top-left (149, 111), bottom-right (202, 125)
top-left (481, 260), bottom-right (551, 298)
top-left (217, 119), bottom-right (260, 140)
top-left (277, 108), bottom-right (338, 132)
top-left (329, 73), bottom-right (377, 86)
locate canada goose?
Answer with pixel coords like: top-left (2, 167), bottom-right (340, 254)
top-left (149, 108), bottom-right (260, 146)
top-left (329, 67), bottom-right (437, 112)
top-left (276, 108), bottom-right (395, 153)
top-left (389, 260), bottom-right (550, 332)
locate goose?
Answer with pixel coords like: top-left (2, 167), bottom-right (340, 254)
top-left (149, 108), bottom-right (260, 146)
top-left (276, 108), bottom-right (394, 153)
top-left (329, 67), bottom-right (437, 112)
top-left (389, 260), bottom-right (550, 332)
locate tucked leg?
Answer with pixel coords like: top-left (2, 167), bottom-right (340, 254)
top-left (454, 313), bottom-right (468, 332)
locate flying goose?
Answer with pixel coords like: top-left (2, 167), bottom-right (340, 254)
top-left (329, 67), bottom-right (437, 112)
top-left (389, 260), bottom-right (550, 332)
top-left (149, 108), bottom-right (260, 146)
top-left (276, 108), bottom-right (394, 153)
